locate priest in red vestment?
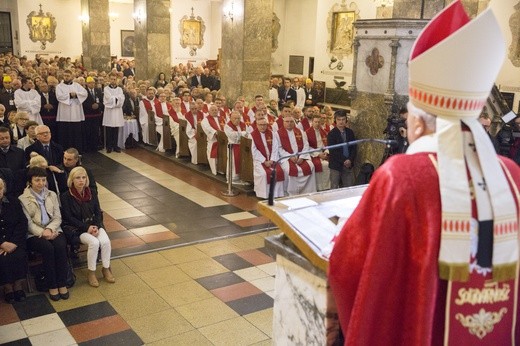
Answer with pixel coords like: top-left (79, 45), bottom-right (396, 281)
top-left (328, 2), bottom-right (520, 345)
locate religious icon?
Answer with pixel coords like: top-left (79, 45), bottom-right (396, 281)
top-left (179, 7), bottom-right (206, 56)
top-left (327, 1), bottom-right (360, 60)
top-left (26, 4), bottom-right (57, 50)
top-left (121, 30), bottom-right (135, 58)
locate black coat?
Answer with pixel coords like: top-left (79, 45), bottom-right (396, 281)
top-left (0, 196), bottom-right (28, 249)
top-left (83, 87), bottom-right (104, 116)
top-left (39, 89), bottom-right (59, 118)
top-left (0, 89), bottom-right (16, 114)
top-left (278, 88), bottom-right (297, 109)
top-left (0, 145), bottom-right (25, 172)
top-left (25, 140), bottom-right (64, 167)
top-left (60, 189), bottom-right (103, 234)
top-left (327, 126), bottom-right (357, 171)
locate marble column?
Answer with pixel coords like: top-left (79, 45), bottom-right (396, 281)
top-left (81, 0), bottom-right (111, 71)
top-left (220, 0), bottom-right (272, 105)
top-left (134, 0), bottom-right (171, 82)
top-left (392, 0), bottom-right (444, 19)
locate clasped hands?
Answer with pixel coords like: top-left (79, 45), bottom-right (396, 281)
top-left (0, 241), bottom-right (17, 255)
top-left (41, 228), bottom-right (59, 240)
top-left (290, 156), bottom-right (304, 165)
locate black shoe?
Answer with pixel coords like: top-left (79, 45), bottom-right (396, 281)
top-left (49, 293), bottom-right (61, 301)
top-left (60, 291), bottom-right (69, 300)
top-left (4, 292), bottom-right (15, 304)
top-left (106, 148), bottom-right (113, 153)
top-left (114, 147), bottom-right (121, 153)
top-left (14, 290), bottom-right (26, 302)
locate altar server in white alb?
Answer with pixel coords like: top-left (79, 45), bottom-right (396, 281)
top-left (56, 70), bottom-right (88, 152)
top-left (102, 74), bottom-right (125, 153)
top-left (14, 77), bottom-right (43, 125)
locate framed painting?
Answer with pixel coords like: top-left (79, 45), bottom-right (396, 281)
top-left (121, 30), bottom-right (135, 57)
top-left (26, 4), bottom-right (57, 50)
top-left (331, 11), bottom-right (356, 55)
top-left (179, 8), bottom-right (206, 56)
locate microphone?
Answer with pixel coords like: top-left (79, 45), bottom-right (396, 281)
top-left (267, 138), bottom-right (397, 205)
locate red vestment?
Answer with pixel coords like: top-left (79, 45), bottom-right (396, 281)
top-left (206, 116), bottom-right (222, 158)
top-left (328, 153), bottom-right (520, 345)
top-left (277, 127), bottom-right (312, 177)
top-left (251, 129), bottom-right (284, 181)
top-left (226, 121), bottom-right (246, 174)
top-left (305, 127), bottom-right (328, 172)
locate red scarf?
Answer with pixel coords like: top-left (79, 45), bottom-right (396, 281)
top-left (70, 186), bottom-right (92, 203)
top-left (226, 121), bottom-right (246, 174)
top-left (277, 127), bottom-right (312, 177)
top-left (251, 129), bottom-right (284, 181)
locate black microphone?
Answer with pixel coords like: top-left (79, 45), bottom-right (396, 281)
top-left (267, 138), bottom-right (398, 205)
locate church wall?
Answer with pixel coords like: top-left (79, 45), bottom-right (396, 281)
top-left (0, 1), bottom-right (21, 56)
top-left (16, 0), bottom-right (82, 60)
top-left (108, 2), bottom-right (135, 59)
top-left (170, 0), bottom-right (215, 65)
top-left (270, 0), bottom-right (286, 75)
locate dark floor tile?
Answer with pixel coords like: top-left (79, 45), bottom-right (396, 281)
top-left (58, 301), bottom-right (117, 327)
top-left (201, 205), bottom-right (243, 216)
top-left (226, 293), bottom-right (274, 315)
top-left (78, 329), bottom-right (143, 346)
top-left (114, 190), bottom-right (150, 200)
top-left (196, 272), bottom-right (245, 291)
top-left (212, 253), bottom-right (254, 271)
top-left (137, 205), bottom-right (178, 216)
top-left (106, 230), bottom-right (136, 240)
top-left (148, 212), bottom-right (179, 224)
top-left (117, 215), bottom-right (159, 229)
top-left (130, 181), bottom-right (161, 190)
top-left (196, 216), bottom-right (233, 230)
top-left (143, 186), bottom-right (173, 197)
top-left (258, 246), bottom-right (276, 259)
top-left (210, 225), bottom-right (246, 237)
top-left (12, 294), bottom-right (55, 320)
top-left (174, 229), bottom-right (222, 242)
top-left (2, 338), bottom-right (32, 346)
top-left (125, 197), bottom-right (165, 209)
top-left (161, 222), bottom-right (178, 231)
top-left (105, 184), bottom-right (137, 193)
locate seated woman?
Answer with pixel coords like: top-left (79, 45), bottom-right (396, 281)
top-left (60, 167), bottom-right (114, 287)
top-left (0, 178), bottom-right (29, 303)
top-left (18, 167), bottom-right (69, 301)
top-left (154, 72), bottom-right (168, 89)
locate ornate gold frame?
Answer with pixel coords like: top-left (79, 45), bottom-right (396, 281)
top-left (179, 8), bottom-right (205, 56)
top-left (26, 4), bottom-right (57, 50)
top-left (327, 1), bottom-right (360, 59)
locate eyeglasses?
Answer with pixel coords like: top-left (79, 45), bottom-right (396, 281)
top-left (37, 131), bottom-right (50, 135)
top-left (18, 118), bottom-right (29, 121)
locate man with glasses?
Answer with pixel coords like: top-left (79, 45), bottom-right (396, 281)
top-left (25, 125), bottom-right (64, 168)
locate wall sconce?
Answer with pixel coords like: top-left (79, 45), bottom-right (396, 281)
top-left (133, 9), bottom-right (145, 24)
top-left (108, 12), bottom-right (119, 22)
top-left (329, 56), bottom-right (344, 70)
top-left (223, 1), bottom-right (235, 23)
top-left (78, 14), bottom-right (90, 25)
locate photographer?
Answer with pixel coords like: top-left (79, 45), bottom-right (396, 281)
top-left (381, 106), bottom-right (408, 163)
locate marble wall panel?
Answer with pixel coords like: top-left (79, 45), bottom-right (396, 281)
top-left (147, 33), bottom-right (171, 78)
top-left (393, 0), bottom-right (444, 19)
top-left (81, 0), bottom-right (110, 70)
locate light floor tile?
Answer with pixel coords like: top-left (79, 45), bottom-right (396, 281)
top-left (198, 316), bottom-right (269, 346)
top-left (130, 224), bottom-right (169, 236)
top-left (228, 234), bottom-right (268, 250)
top-left (244, 308), bottom-right (274, 338)
top-left (101, 199), bottom-right (134, 211)
top-left (108, 258), bottom-right (134, 277)
top-left (137, 265), bottom-right (192, 289)
top-left (155, 281), bottom-right (213, 307)
top-left (97, 194), bottom-right (121, 203)
top-left (257, 262), bottom-right (277, 276)
top-left (28, 328), bottom-right (76, 346)
top-left (234, 267), bottom-right (271, 282)
top-left (175, 297), bottom-right (238, 328)
top-left (176, 258), bottom-right (229, 279)
top-left (195, 240), bottom-right (242, 257)
top-left (110, 290), bottom-right (170, 320)
top-left (99, 273), bottom-right (151, 300)
top-left (249, 276), bottom-right (276, 293)
top-left (106, 208), bottom-right (145, 219)
top-left (159, 246), bottom-right (211, 265)
top-left (49, 278), bottom-right (106, 312)
top-left (250, 339), bottom-right (274, 346)
top-left (0, 322), bottom-right (27, 344)
top-left (121, 252), bottom-right (171, 273)
top-left (22, 313), bottom-right (65, 336)
top-left (127, 308), bottom-right (193, 343)
top-left (221, 211), bottom-right (257, 222)
top-left (146, 330), bottom-right (213, 346)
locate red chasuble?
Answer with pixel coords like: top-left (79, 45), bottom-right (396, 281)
top-left (206, 116), bottom-right (222, 158)
top-left (301, 117), bottom-right (311, 131)
top-left (227, 121), bottom-right (246, 174)
top-left (277, 127), bottom-right (312, 177)
top-left (251, 129), bottom-right (284, 182)
top-left (328, 153), bottom-right (520, 345)
top-left (305, 127), bottom-right (328, 173)
top-left (155, 102), bottom-right (179, 123)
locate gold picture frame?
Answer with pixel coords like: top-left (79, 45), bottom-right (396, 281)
top-left (179, 8), bottom-right (205, 56)
top-left (326, 1), bottom-right (360, 59)
top-left (26, 4), bottom-right (57, 50)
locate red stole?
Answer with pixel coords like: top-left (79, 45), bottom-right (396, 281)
top-left (207, 116), bottom-right (222, 158)
top-left (227, 121), bottom-right (246, 174)
top-left (305, 127), bottom-right (328, 173)
top-left (275, 117), bottom-right (283, 129)
top-left (185, 111), bottom-right (196, 129)
top-left (251, 129), bottom-right (284, 182)
top-left (154, 101), bottom-right (179, 123)
top-left (196, 111), bottom-right (204, 124)
top-left (142, 98), bottom-right (155, 112)
top-left (277, 127), bottom-right (312, 177)
top-left (301, 117), bottom-right (311, 131)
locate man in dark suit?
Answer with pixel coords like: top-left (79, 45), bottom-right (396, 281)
top-left (327, 110), bottom-right (356, 189)
top-left (278, 78), bottom-right (297, 110)
top-left (190, 67), bottom-right (204, 89)
top-left (82, 76), bottom-right (104, 152)
top-left (25, 125), bottom-right (64, 167)
top-left (38, 81), bottom-right (59, 136)
top-left (0, 127), bottom-right (25, 195)
top-left (304, 78), bottom-right (319, 107)
top-left (0, 75), bottom-right (16, 115)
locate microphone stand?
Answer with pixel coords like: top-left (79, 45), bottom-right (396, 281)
top-left (267, 138), bottom-right (397, 205)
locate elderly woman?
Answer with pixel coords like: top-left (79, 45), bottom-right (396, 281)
top-left (0, 178), bottom-right (28, 303)
top-left (60, 167), bottom-right (114, 287)
top-left (28, 154), bottom-right (66, 196)
top-left (19, 167), bottom-right (69, 301)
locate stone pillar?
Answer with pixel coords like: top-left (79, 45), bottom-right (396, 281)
top-left (220, 0), bottom-right (272, 105)
top-left (134, 0), bottom-right (171, 82)
top-left (81, 0), bottom-right (111, 71)
top-left (392, 0), bottom-right (444, 19)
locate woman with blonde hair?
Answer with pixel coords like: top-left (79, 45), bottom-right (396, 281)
top-left (60, 167), bottom-right (114, 287)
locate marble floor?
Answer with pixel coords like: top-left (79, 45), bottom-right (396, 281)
top-left (0, 147), bottom-right (279, 345)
